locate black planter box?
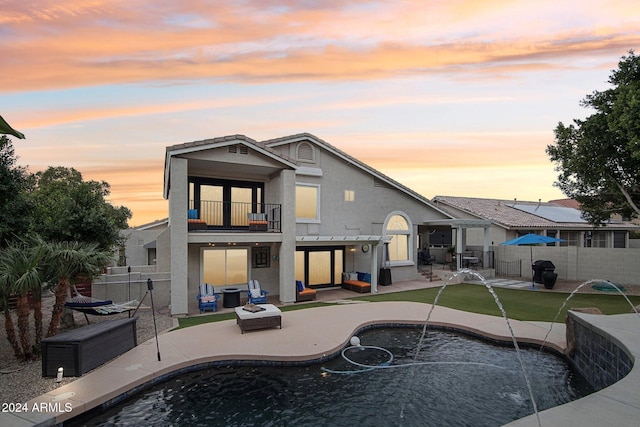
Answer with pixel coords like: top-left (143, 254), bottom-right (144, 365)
top-left (41, 317), bottom-right (137, 377)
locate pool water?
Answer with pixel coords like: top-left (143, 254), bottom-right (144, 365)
top-left (69, 328), bottom-right (593, 427)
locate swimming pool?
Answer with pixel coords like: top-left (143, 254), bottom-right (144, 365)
top-left (68, 327), bottom-right (593, 426)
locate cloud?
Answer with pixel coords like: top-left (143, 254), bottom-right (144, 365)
top-left (2, 1), bottom-right (638, 92)
top-left (15, 93), bottom-right (303, 129)
top-left (334, 130), bottom-right (552, 169)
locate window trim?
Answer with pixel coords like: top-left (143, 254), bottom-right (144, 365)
top-left (295, 183), bottom-right (321, 223)
top-left (200, 247), bottom-right (248, 286)
top-left (383, 211), bottom-right (414, 266)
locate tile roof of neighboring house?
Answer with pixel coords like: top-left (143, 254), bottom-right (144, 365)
top-left (431, 195), bottom-right (636, 230)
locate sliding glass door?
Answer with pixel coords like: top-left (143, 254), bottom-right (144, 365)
top-left (189, 178), bottom-right (264, 229)
top-left (295, 246), bottom-right (344, 288)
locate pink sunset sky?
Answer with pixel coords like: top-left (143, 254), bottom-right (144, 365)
top-left (2, 0), bottom-right (639, 226)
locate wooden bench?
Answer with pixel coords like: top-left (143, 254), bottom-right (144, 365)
top-left (342, 280), bottom-right (371, 293)
top-left (296, 287), bottom-right (317, 302)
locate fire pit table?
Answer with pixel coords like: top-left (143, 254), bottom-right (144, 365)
top-left (222, 287), bottom-right (242, 308)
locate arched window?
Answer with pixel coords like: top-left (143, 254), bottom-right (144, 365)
top-left (384, 212), bottom-right (413, 265)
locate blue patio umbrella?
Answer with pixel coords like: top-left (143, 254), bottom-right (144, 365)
top-left (500, 233), bottom-right (564, 287)
top-left (501, 233), bottom-right (564, 246)
top-left (0, 115), bottom-right (25, 139)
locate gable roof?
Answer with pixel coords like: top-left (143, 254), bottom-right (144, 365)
top-left (432, 195), bottom-right (637, 230)
top-left (263, 133), bottom-right (453, 218)
top-left (163, 134), bottom-right (298, 199)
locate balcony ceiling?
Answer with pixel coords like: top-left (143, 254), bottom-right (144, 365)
top-left (188, 159), bottom-right (283, 178)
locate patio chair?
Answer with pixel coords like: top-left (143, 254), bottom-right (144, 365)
top-left (418, 249), bottom-right (436, 265)
top-left (247, 279), bottom-right (269, 304)
top-left (197, 283), bottom-right (220, 313)
top-left (296, 280), bottom-right (316, 302)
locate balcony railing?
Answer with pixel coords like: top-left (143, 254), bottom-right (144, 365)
top-left (188, 200), bottom-right (281, 232)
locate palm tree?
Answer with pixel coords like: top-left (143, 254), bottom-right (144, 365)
top-left (0, 241), bottom-right (44, 360)
top-left (0, 265), bottom-right (22, 359)
top-left (41, 240), bottom-right (112, 337)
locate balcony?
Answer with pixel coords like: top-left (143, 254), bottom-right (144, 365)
top-left (188, 201), bottom-right (281, 233)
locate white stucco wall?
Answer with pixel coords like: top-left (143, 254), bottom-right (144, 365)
top-left (169, 157), bottom-right (189, 315)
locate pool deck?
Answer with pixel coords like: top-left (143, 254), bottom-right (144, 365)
top-left (3, 278), bottom-right (640, 427)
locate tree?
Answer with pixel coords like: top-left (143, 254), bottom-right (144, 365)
top-left (0, 136), bottom-right (34, 246)
top-left (547, 51), bottom-right (640, 225)
top-left (0, 266), bottom-right (22, 359)
top-left (0, 240), bottom-right (45, 360)
top-left (31, 166), bottom-right (132, 251)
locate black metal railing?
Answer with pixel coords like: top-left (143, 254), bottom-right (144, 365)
top-left (188, 200), bottom-right (281, 232)
top-left (495, 260), bottom-right (521, 277)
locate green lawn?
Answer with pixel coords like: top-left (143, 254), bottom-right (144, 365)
top-left (354, 284), bottom-right (640, 322)
top-left (177, 284), bottom-right (640, 329)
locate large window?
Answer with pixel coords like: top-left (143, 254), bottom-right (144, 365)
top-left (384, 212), bottom-right (412, 264)
top-left (559, 231), bottom-right (578, 247)
top-left (202, 248), bottom-right (248, 286)
top-left (585, 231), bottom-right (606, 248)
top-left (296, 184), bottom-right (320, 221)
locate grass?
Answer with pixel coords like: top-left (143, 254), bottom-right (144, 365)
top-left (177, 284), bottom-right (640, 329)
top-left (354, 284), bottom-right (640, 322)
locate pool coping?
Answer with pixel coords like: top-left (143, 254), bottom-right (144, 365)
top-left (1, 302), bottom-right (637, 427)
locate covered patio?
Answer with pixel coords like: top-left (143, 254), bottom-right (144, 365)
top-left (422, 219), bottom-right (494, 270)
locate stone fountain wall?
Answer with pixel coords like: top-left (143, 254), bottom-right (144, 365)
top-left (566, 310), bottom-right (633, 390)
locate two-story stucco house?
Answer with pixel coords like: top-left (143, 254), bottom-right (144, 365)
top-left (158, 133), bottom-right (452, 315)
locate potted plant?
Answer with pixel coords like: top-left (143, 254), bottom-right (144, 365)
top-left (542, 270), bottom-right (558, 289)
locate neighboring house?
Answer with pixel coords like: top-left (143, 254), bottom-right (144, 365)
top-left (431, 195), bottom-right (637, 249)
top-left (160, 133), bottom-right (453, 315)
top-left (119, 218), bottom-right (168, 267)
